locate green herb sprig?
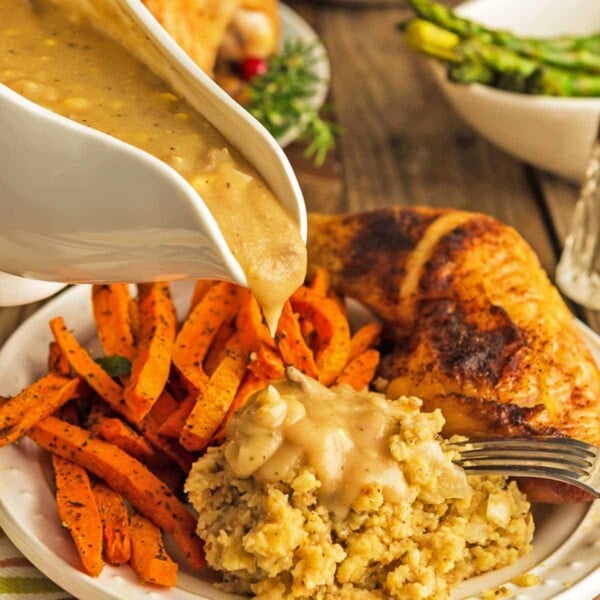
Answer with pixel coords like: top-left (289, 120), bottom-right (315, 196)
top-left (247, 40), bottom-right (340, 166)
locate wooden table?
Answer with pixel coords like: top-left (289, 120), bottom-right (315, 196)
top-left (0, 0), bottom-right (598, 346)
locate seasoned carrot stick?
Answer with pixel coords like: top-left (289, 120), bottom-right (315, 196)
top-left (92, 284), bottom-right (135, 361)
top-left (309, 267), bottom-right (330, 297)
top-left (188, 279), bottom-right (216, 316)
top-left (124, 283), bottom-right (177, 421)
top-left (173, 282), bottom-right (239, 395)
top-left (0, 374), bottom-right (84, 447)
top-left (158, 395), bottom-right (195, 439)
top-left (292, 287), bottom-right (351, 386)
top-left (337, 349), bottom-right (380, 391)
top-left (52, 454), bottom-right (104, 577)
top-left (347, 322), bottom-right (382, 363)
top-left (181, 334), bottom-right (247, 451)
top-left (48, 341), bottom-right (70, 376)
top-left (49, 317), bottom-right (136, 423)
top-left (93, 483), bottom-right (131, 565)
top-left (248, 345), bottom-right (285, 380)
top-left (57, 401), bottom-right (80, 425)
top-left (275, 301), bottom-right (318, 377)
top-left (29, 417), bottom-right (205, 569)
top-left (129, 514), bottom-right (178, 587)
top-left (94, 418), bottom-right (156, 463)
top-left (203, 319), bottom-right (236, 376)
top-left (139, 391), bottom-right (195, 472)
top-left (87, 400), bottom-right (184, 491)
top-left (129, 297), bottom-right (141, 343)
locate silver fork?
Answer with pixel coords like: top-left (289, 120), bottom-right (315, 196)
top-left (451, 437), bottom-right (600, 498)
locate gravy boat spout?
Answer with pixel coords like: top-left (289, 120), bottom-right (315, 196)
top-left (0, 0), bottom-right (306, 298)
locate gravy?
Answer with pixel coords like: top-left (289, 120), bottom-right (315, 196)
top-left (224, 368), bottom-right (412, 518)
top-left (0, 0), bottom-right (306, 329)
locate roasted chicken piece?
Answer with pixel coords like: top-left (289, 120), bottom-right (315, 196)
top-left (142, 0), bottom-right (279, 77)
top-left (308, 208), bottom-right (600, 503)
top-left (142, 0), bottom-right (241, 76)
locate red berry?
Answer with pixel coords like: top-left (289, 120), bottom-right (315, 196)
top-left (241, 56), bottom-right (269, 81)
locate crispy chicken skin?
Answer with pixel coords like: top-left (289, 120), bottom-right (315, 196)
top-left (143, 0), bottom-right (279, 75)
top-left (308, 208), bottom-right (600, 503)
top-left (142, 0), bottom-right (241, 76)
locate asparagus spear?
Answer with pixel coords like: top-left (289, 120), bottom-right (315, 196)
top-left (404, 19), bottom-right (600, 97)
top-left (448, 60), bottom-right (494, 86)
top-left (408, 0), bottom-right (600, 73)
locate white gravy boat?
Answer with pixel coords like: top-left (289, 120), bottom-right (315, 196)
top-left (0, 0), bottom-right (306, 305)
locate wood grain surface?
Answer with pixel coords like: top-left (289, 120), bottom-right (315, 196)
top-left (0, 0), bottom-right (598, 344)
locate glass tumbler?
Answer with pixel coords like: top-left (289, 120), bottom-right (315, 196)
top-left (556, 131), bottom-right (600, 310)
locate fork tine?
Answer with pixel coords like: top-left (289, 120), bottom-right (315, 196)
top-left (450, 437), bottom-right (597, 458)
top-left (456, 449), bottom-right (594, 470)
top-left (460, 464), bottom-right (600, 497)
top-left (455, 456), bottom-right (591, 477)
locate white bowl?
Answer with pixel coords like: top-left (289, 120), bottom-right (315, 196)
top-left (429, 0), bottom-right (600, 182)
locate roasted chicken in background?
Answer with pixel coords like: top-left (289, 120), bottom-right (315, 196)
top-left (308, 208), bottom-right (600, 503)
top-left (143, 0), bottom-right (279, 92)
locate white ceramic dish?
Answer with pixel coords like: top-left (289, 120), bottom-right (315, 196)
top-left (428, 0), bottom-right (600, 182)
top-left (0, 282), bottom-right (600, 600)
top-left (0, 2), bottom-right (328, 308)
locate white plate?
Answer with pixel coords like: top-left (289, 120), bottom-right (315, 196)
top-left (0, 282), bottom-right (599, 600)
top-left (276, 4), bottom-right (330, 147)
top-left (0, 273), bottom-right (66, 307)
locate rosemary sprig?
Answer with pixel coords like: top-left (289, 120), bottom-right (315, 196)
top-left (247, 40), bottom-right (340, 166)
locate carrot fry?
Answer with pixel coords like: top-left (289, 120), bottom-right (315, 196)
top-left (124, 283), bottom-right (177, 421)
top-left (144, 389), bottom-right (179, 423)
top-left (129, 514), bottom-right (178, 587)
top-left (181, 334), bottom-right (247, 451)
top-left (212, 372), bottom-right (270, 444)
top-left (173, 282), bottom-right (239, 395)
top-left (236, 289), bottom-right (276, 353)
top-left (88, 400), bottom-right (185, 490)
top-left (58, 401), bottom-right (80, 425)
top-left (93, 483), bottom-right (131, 565)
top-left (0, 374), bottom-right (84, 447)
top-left (30, 417), bottom-right (205, 569)
top-left (139, 391), bottom-right (195, 472)
top-left (92, 284), bottom-right (135, 361)
top-left (309, 267), bottom-right (330, 297)
top-left (48, 341), bottom-right (70, 376)
top-left (95, 418), bottom-right (156, 463)
top-left (347, 322), bottom-right (382, 363)
top-left (129, 297), bottom-right (140, 343)
top-left (49, 317), bottom-right (137, 423)
top-left (203, 319), bottom-right (236, 376)
top-left (337, 349), bottom-right (381, 391)
top-left (52, 454), bottom-right (104, 577)
top-left (248, 344), bottom-right (285, 381)
top-left (291, 287), bottom-right (351, 386)
top-left (188, 279), bottom-right (216, 316)
top-left (299, 317), bottom-right (315, 347)
top-left (275, 301), bottom-right (318, 377)
top-left (158, 395), bottom-right (195, 439)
